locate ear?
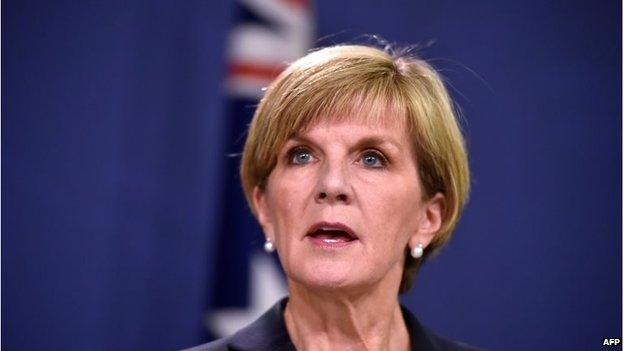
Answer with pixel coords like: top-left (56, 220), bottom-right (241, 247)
top-left (253, 186), bottom-right (275, 240)
top-left (408, 192), bottom-right (446, 250)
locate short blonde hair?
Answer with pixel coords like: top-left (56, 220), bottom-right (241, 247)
top-left (240, 44), bottom-right (470, 293)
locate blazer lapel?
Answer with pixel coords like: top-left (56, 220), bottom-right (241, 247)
top-left (227, 298), bottom-right (296, 351)
top-left (227, 298), bottom-right (443, 351)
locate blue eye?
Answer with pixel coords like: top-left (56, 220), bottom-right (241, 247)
top-left (290, 148), bottom-right (314, 164)
top-left (361, 152), bottom-right (385, 168)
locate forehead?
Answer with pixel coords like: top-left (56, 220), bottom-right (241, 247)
top-left (291, 99), bottom-right (409, 138)
top-left (291, 114), bottom-right (408, 143)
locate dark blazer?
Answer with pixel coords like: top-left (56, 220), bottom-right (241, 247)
top-left (183, 298), bottom-right (480, 351)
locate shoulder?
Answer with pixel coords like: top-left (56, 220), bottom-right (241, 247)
top-left (180, 337), bottom-right (230, 351)
top-left (425, 330), bottom-right (482, 351)
top-left (401, 305), bottom-right (482, 351)
top-left (184, 300), bottom-right (481, 351)
top-left (180, 298), bottom-right (294, 351)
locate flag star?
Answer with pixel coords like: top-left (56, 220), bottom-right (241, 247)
top-left (206, 252), bottom-right (288, 337)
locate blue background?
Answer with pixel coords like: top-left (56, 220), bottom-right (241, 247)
top-left (3, 1), bottom-right (621, 350)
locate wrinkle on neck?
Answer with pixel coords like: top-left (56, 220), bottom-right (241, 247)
top-left (283, 275), bottom-right (410, 351)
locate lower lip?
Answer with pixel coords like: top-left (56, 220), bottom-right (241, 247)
top-left (306, 236), bottom-right (358, 248)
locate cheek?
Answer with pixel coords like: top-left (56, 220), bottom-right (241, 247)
top-left (269, 177), bottom-right (308, 211)
top-left (360, 177), bottom-right (422, 241)
top-left (264, 169), bottom-right (315, 235)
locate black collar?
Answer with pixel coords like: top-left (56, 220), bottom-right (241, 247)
top-left (227, 297), bottom-right (441, 351)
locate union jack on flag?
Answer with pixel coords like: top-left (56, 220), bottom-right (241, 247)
top-left (206, 0), bottom-right (314, 339)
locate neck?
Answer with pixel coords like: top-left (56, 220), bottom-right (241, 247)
top-left (283, 276), bottom-right (410, 351)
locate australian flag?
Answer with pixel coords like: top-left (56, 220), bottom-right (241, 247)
top-left (206, 0), bottom-right (314, 339)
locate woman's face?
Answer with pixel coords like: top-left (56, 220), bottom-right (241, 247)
top-left (253, 116), bottom-right (444, 292)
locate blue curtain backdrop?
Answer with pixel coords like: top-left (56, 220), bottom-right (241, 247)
top-left (3, 1), bottom-right (621, 350)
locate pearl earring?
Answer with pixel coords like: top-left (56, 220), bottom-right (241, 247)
top-left (410, 243), bottom-right (424, 259)
top-left (264, 238), bottom-right (275, 253)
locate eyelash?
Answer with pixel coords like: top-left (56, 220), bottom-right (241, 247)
top-left (287, 146), bottom-right (315, 165)
top-left (286, 146), bottom-right (389, 168)
top-left (359, 149), bottom-right (389, 168)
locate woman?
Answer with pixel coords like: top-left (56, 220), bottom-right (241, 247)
top-left (190, 44), bottom-right (477, 351)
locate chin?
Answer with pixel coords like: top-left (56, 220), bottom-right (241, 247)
top-left (287, 259), bottom-right (371, 292)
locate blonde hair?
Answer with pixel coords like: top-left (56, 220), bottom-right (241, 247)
top-left (240, 44), bottom-right (470, 293)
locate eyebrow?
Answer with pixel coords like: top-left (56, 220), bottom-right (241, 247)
top-left (286, 134), bottom-right (403, 153)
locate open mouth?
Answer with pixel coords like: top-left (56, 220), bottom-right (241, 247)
top-left (306, 222), bottom-right (358, 245)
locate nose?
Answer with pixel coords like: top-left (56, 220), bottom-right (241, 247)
top-left (314, 160), bottom-right (352, 205)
